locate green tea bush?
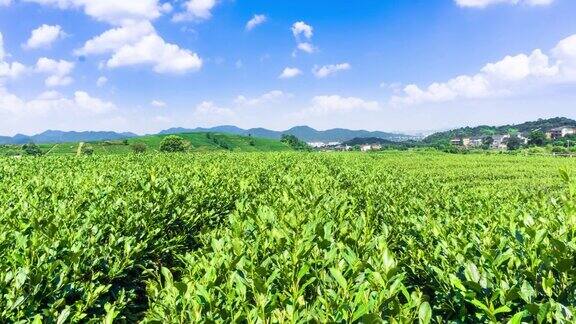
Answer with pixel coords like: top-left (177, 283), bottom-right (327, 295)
top-left (1, 152), bottom-right (575, 322)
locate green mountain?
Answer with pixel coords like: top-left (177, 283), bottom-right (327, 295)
top-left (424, 117), bottom-right (576, 144)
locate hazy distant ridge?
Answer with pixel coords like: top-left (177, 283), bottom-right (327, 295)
top-left (160, 125), bottom-right (414, 142)
top-left (0, 130), bottom-right (138, 145)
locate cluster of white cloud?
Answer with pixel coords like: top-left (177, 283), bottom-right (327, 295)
top-left (279, 67), bottom-right (302, 79)
top-left (96, 76), bottom-right (108, 87)
top-left (173, 0), bottom-right (218, 22)
top-left (22, 0), bottom-right (165, 25)
top-left (0, 32), bottom-right (27, 81)
top-left (234, 90), bottom-right (290, 106)
top-left (292, 21), bottom-right (316, 54)
top-left (455, 0), bottom-right (554, 8)
top-left (195, 101), bottom-right (234, 116)
top-left (246, 14), bottom-right (267, 31)
top-left (391, 34), bottom-right (576, 106)
top-left (35, 57), bottom-right (75, 87)
top-left (73, 19), bottom-right (201, 74)
top-left (312, 63), bottom-right (351, 78)
top-left (106, 33), bottom-right (202, 74)
top-left (151, 99), bottom-right (167, 107)
top-left (1, 28), bottom-right (121, 134)
top-left (300, 95), bottom-right (380, 116)
top-left (1, 88), bottom-right (115, 119)
top-left (24, 24), bottom-right (65, 49)
top-left (15, 1), bottom-right (203, 75)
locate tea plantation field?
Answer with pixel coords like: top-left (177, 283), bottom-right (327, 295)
top-left (1, 152), bottom-right (575, 322)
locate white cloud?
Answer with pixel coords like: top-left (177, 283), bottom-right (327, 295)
top-left (279, 67), bottom-right (302, 79)
top-left (455, 0), bottom-right (554, 8)
top-left (296, 42), bottom-right (316, 54)
top-left (151, 99), bottom-right (166, 107)
top-left (0, 32), bottom-right (4, 61)
top-left (160, 2), bottom-right (173, 13)
top-left (292, 21), bottom-right (313, 40)
top-left (75, 21), bottom-right (202, 74)
top-left (24, 24), bottom-right (65, 49)
top-left (106, 34), bottom-right (202, 74)
top-left (312, 63), bottom-right (351, 78)
top-left (301, 95), bottom-right (380, 116)
top-left (481, 49), bottom-right (558, 81)
top-left (0, 87), bottom-right (115, 115)
top-left (173, 0), bottom-right (218, 22)
top-left (291, 21), bottom-right (317, 55)
top-left (0, 32), bottom-right (28, 81)
top-left (24, 1), bottom-right (203, 75)
top-left (75, 21), bottom-right (154, 56)
top-left (22, 0), bottom-right (164, 25)
top-left (391, 34), bottom-right (576, 106)
top-left (0, 0), bottom-right (11, 6)
top-left (234, 90), bottom-right (290, 106)
top-left (35, 57), bottom-right (75, 87)
top-left (552, 34), bottom-right (576, 79)
top-left (37, 90), bottom-right (62, 100)
top-left (246, 14), bottom-right (267, 31)
top-left (73, 91), bottom-right (116, 113)
top-left (0, 61), bottom-right (27, 80)
top-left (96, 76), bottom-right (108, 87)
top-left (195, 100), bottom-right (233, 116)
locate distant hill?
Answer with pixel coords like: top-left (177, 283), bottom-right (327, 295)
top-left (424, 117), bottom-right (576, 144)
top-left (161, 125), bottom-right (414, 142)
top-left (0, 132), bottom-right (291, 156)
top-left (0, 130), bottom-right (137, 145)
top-left (0, 125), bottom-right (413, 145)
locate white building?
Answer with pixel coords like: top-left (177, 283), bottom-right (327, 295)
top-left (361, 144), bottom-right (382, 152)
top-left (308, 142), bottom-right (326, 148)
top-left (491, 135), bottom-right (510, 150)
top-left (549, 127), bottom-right (576, 140)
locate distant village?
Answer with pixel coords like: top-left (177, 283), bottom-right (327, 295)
top-left (449, 126), bottom-right (576, 150)
top-left (308, 142), bottom-right (383, 152)
top-left (306, 126), bottom-right (576, 153)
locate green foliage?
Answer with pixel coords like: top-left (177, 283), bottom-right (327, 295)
top-left (280, 134), bottom-right (310, 151)
top-left (131, 143), bottom-right (147, 154)
top-left (424, 117), bottom-right (576, 144)
top-left (552, 146), bottom-right (568, 154)
top-left (507, 136), bottom-right (523, 151)
top-left (1, 152), bottom-right (575, 322)
top-left (159, 135), bottom-right (189, 153)
top-left (81, 144), bottom-right (94, 156)
top-left (529, 131), bottom-right (548, 146)
top-left (21, 143), bottom-right (43, 156)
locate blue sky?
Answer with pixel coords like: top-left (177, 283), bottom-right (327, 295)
top-left (1, 0), bottom-right (576, 135)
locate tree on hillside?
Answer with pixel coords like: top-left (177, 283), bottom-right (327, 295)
top-left (131, 143), bottom-right (147, 154)
top-left (507, 136), bottom-right (523, 151)
top-left (21, 143), bottom-right (42, 156)
top-left (528, 131), bottom-right (547, 146)
top-left (281, 134), bottom-right (310, 151)
top-left (81, 145), bottom-right (94, 156)
top-left (482, 136), bottom-right (494, 150)
top-left (160, 135), bottom-right (189, 153)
